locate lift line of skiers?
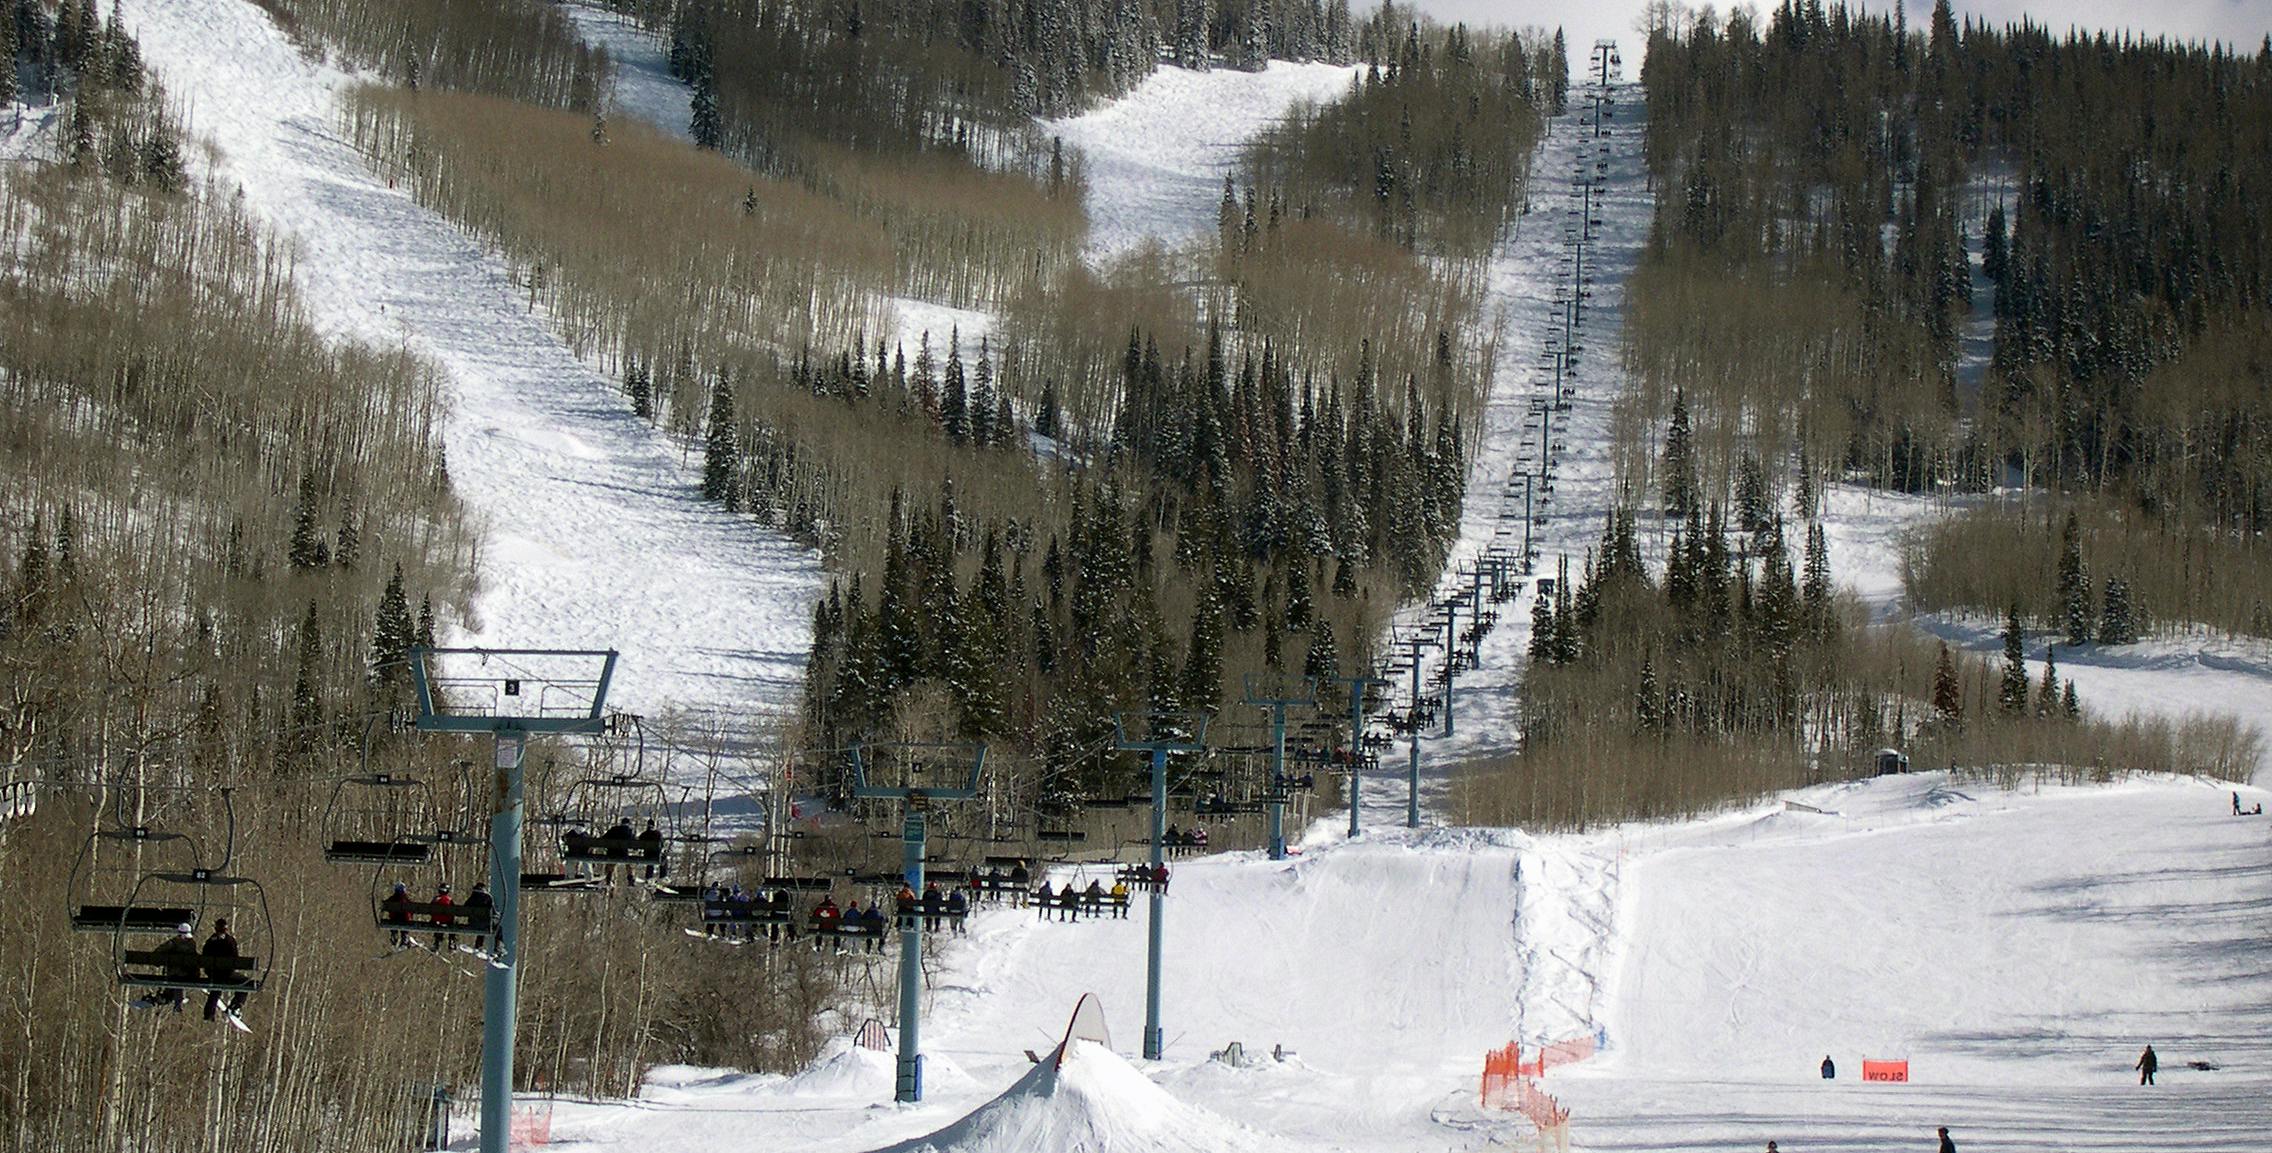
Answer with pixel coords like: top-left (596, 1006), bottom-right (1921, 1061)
top-left (690, 857), bottom-right (1174, 950)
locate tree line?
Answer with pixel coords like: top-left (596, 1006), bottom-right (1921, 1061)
top-left (1631, 0), bottom-right (2272, 636)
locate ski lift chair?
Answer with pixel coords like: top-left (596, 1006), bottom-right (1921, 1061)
top-left (115, 867), bottom-right (271, 1000)
top-left (70, 824), bottom-right (201, 935)
top-left (322, 773), bottom-right (440, 865)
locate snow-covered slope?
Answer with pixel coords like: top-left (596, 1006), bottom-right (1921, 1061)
top-left (1044, 62), bottom-right (1359, 263)
top-left (561, 4), bottom-right (692, 143)
top-left (124, 0), bottom-right (822, 725)
top-left (526, 772), bottom-right (2270, 1153)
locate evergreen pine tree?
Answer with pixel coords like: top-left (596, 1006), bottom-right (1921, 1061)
top-left (1998, 603), bottom-right (2029, 714)
top-left (2056, 511), bottom-right (2092, 644)
top-left (1932, 641), bottom-right (1963, 726)
top-left (288, 469), bottom-right (328, 570)
top-left (701, 371), bottom-right (739, 504)
top-left (334, 507), bottom-right (360, 570)
top-left (1635, 652), bottom-right (1660, 733)
top-left (2061, 679), bottom-right (2081, 720)
top-left (1736, 452), bottom-right (1772, 533)
top-left (1801, 521), bottom-right (1833, 639)
top-left (371, 562), bottom-right (414, 683)
top-left (1302, 622), bottom-right (1339, 680)
top-left (2036, 645), bottom-right (2059, 716)
top-left (1661, 387), bottom-right (1697, 518)
top-left (1181, 579), bottom-right (1224, 711)
top-left (1285, 561), bottom-right (1313, 630)
top-left (626, 356), bottom-right (653, 421)
top-left (416, 593), bottom-right (436, 650)
top-left (690, 66), bottom-right (721, 149)
top-left (2098, 576), bottom-right (2136, 644)
top-left (942, 332), bottom-right (969, 442)
top-left (969, 336), bottom-right (996, 445)
top-left (1529, 586), bottom-right (1557, 663)
top-left (0, 8), bottom-right (18, 109)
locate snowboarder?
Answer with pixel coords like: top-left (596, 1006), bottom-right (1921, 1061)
top-left (2136, 1044), bottom-right (2157, 1085)
top-left (637, 820), bottom-right (664, 880)
top-left (134, 923), bottom-right (202, 1011)
top-left (201, 918), bottom-right (249, 1024)
top-left (462, 881), bottom-right (493, 952)
top-left (1820, 1055), bottom-right (1835, 1079)
top-left (381, 882), bottom-right (414, 948)
top-left (1937, 1126), bottom-right (1957, 1153)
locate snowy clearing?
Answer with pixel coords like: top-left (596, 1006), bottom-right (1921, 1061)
top-left (563, 4), bottom-right (693, 144)
top-left (1044, 62), bottom-right (1360, 264)
top-left (125, 0), bottom-right (823, 727)
top-left (524, 772), bottom-right (2270, 1153)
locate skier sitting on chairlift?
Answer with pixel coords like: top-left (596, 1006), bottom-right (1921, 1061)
top-left (602, 817), bottom-right (635, 881)
top-left (201, 918), bottom-right (249, 1024)
top-left (862, 902), bottom-right (890, 951)
top-left (382, 882), bottom-right (414, 948)
top-left (1034, 881), bottom-right (1055, 919)
top-left (1110, 878), bottom-right (1130, 917)
top-left (637, 820), bottom-right (665, 880)
top-left (922, 882), bottom-right (945, 931)
top-left (1009, 861), bottom-right (1031, 907)
top-left (431, 884), bottom-right (457, 951)
top-left (810, 896), bottom-right (841, 939)
top-left (134, 923), bottom-right (203, 1011)
top-left (463, 882), bottom-right (493, 952)
top-left (1153, 863), bottom-right (1170, 892)
top-left (945, 886), bottom-right (969, 933)
top-left (1083, 879), bottom-right (1106, 915)
top-left (768, 887), bottom-right (794, 942)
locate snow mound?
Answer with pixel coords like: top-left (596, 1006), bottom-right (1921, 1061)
top-left (779, 1040), bottom-right (899, 1100)
top-left (871, 1041), bottom-right (1274, 1153)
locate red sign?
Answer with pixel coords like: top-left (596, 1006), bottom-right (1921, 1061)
top-left (1861, 1059), bottom-right (1910, 1083)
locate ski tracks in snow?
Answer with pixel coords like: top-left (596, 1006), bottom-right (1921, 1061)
top-left (123, 0), bottom-right (823, 728)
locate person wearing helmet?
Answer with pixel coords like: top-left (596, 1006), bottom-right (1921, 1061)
top-left (431, 883), bottom-right (456, 950)
top-left (945, 885), bottom-right (969, 934)
top-left (382, 882), bottom-right (414, 948)
top-left (134, 923), bottom-right (202, 1011)
top-left (462, 881), bottom-right (494, 952)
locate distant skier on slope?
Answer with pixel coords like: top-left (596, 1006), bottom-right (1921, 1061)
top-left (1937, 1126), bottom-right (1957, 1153)
top-left (2136, 1044), bottom-right (2158, 1085)
top-left (1820, 1055), bottom-right (1835, 1079)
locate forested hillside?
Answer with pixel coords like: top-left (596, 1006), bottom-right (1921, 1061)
top-left (324, 1), bottom-right (1552, 819)
top-left (1624, 0), bottom-right (2272, 639)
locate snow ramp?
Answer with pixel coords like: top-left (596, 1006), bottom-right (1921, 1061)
top-left (869, 1040), bottom-right (1272, 1153)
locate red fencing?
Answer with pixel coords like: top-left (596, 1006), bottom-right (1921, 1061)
top-left (1480, 1037), bottom-right (1583, 1149)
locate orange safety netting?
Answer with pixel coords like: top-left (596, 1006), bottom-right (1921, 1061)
top-left (510, 1102), bottom-right (553, 1149)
